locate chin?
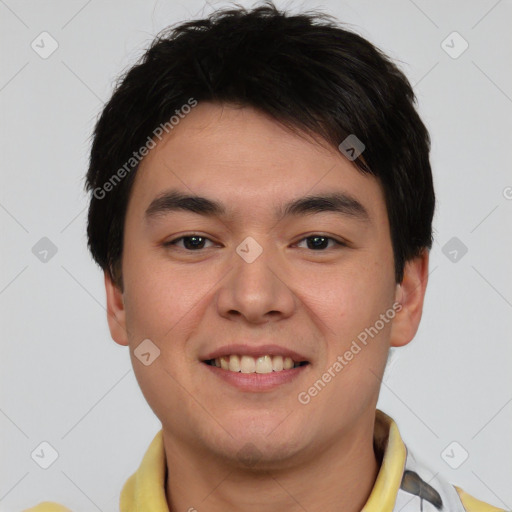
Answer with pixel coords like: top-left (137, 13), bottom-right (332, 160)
top-left (202, 418), bottom-right (310, 470)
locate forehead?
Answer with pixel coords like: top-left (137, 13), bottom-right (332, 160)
top-left (127, 102), bottom-right (386, 224)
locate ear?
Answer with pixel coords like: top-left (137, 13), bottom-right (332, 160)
top-left (389, 249), bottom-right (430, 348)
top-left (104, 270), bottom-right (129, 346)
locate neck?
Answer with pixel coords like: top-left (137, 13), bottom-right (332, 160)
top-left (163, 412), bottom-right (380, 512)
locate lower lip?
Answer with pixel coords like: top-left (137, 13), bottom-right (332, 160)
top-left (203, 362), bottom-right (309, 392)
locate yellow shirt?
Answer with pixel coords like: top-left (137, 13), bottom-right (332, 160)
top-left (23, 410), bottom-right (506, 512)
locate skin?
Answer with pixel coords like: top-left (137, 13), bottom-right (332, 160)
top-left (105, 102), bottom-right (429, 512)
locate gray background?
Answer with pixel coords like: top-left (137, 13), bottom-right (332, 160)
top-left (1, 0), bottom-right (511, 510)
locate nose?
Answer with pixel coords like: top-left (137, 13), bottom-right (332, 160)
top-left (215, 238), bottom-right (296, 325)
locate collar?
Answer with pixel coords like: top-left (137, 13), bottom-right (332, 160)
top-left (362, 409), bottom-right (407, 511)
top-left (120, 409), bottom-right (406, 512)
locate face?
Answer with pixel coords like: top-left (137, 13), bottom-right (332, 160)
top-left (105, 102), bottom-right (428, 468)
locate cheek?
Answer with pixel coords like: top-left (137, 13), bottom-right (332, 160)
top-left (307, 258), bottom-right (395, 376)
top-left (122, 257), bottom-right (204, 424)
top-left (122, 244), bottom-right (201, 337)
top-left (304, 256), bottom-right (393, 325)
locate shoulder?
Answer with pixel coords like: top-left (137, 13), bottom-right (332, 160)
top-left (22, 502), bottom-right (73, 512)
top-left (455, 486), bottom-right (509, 512)
top-left (396, 441), bottom-right (507, 512)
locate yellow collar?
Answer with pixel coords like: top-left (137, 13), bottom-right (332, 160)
top-left (120, 409), bottom-right (406, 512)
top-left (362, 409), bottom-right (407, 511)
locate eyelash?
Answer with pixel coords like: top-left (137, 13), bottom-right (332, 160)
top-left (163, 233), bottom-right (347, 251)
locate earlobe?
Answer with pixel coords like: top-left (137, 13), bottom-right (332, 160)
top-left (389, 249), bottom-right (430, 348)
top-left (104, 270), bottom-right (129, 346)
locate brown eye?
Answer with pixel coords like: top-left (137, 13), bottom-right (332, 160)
top-left (296, 235), bottom-right (345, 250)
top-left (164, 235), bottom-right (214, 250)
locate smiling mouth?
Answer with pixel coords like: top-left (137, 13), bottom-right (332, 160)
top-left (203, 355), bottom-right (310, 374)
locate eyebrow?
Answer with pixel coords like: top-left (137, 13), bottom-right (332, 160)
top-left (144, 188), bottom-right (370, 224)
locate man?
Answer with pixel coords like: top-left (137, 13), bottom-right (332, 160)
top-left (25, 2), bottom-right (506, 511)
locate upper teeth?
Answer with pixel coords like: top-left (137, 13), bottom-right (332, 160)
top-left (210, 355), bottom-right (300, 373)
